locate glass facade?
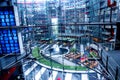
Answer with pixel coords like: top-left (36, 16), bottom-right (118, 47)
top-left (86, 0), bottom-right (118, 50)
top-left (0, 0), bottom-right (120, 80)
top-left (17, 0), bottom-right (51, 40)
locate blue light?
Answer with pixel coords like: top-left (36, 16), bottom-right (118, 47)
top-left (15, 47), bottom-right (19, 50)
top-left (7, 23), bottom-right (10, 26)
top-left (7, 48), bottom-right (10, 50)
top-left (8, 34), bottom-right (11, 36)
top-left (2, 45), bottom-right (5, 47)
top-left (12, 29), bottom-right (16, 33)
top-left (10, 40), bottom-right (14, 43)
top-left (29, 28), bottom-right (32, 30)
top-left (4, 11), bottom-right (9, 14)
top-left (11, 47), bottom-right (14, 51)
top-left (15, 44), bottom-right (19, 47)
top-left (2, 23), bottom-right (6, 26)
top-left (6, 44), bottom-right (10, 47)
top-left (10, 44), bottom-right (13, 46)
top-left (11, 22), bottom-right (15, 26)
top-left (7, 30), bottom-right (10, 33)
top-left (10, 15), bottom-right (14, 18)
top-left (0, 37), bottom-right (3, 40)
top-left (6, 19), bottom-right (9, 22)
top-left (14, 40), bottom-right (18, 43)
top-left (5, 15), bottom-right (9, 18)
top-left (5, 40), bottom-right (8, 43)
top-left (2, 19), bottom-right (4, 22)
top-left (0, 11), bottom-right (3, 14)
top-left (1, 41), bottom-right (4, 43)
top-left (13, 37), bottom-right (17, 40)
top-left (10, 19), bottom-right (14, 22)
top-left (0, 15), bottom-right (4, 18)
top-left (9, 37), bottom-right (12, 40)
top-left (13, 34), bottom-right (17, 36)
top-left (3, 48), bottom-right (6, 51)
top-left (4, 34), bottom-right (7, 36)
top-left (9, 11), bottom-right (13, 14)
top-left (3, 30), bottom-right (7, 33)
top-left (4, 37), bottom-right (8, 40)
top-left (7, 51), bottom-right (11, 53)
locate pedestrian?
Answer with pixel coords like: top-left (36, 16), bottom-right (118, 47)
top-left (57, 77), bottom-right (61, 80)
top-left (49, 71), bottom-right (51, 76)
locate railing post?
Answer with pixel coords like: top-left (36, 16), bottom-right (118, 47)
top-left (110, 7), bottom-right (113, 22)
top-left (115, 66), bottom-right (119, 80)
top-left (15, 52), bottom-right (18, 62)
top-left (100, 49), bottom-right (103, 61)
top-left (0, 60), bottom-right (2, 71)
top-left (106, 56), bottom-right (109, 72)
top-left (25, 47), bottom-right (27, 57)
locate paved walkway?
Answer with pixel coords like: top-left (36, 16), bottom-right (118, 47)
top-left (40, 43), bottom-right (77, 66)
top-left (37, 43), bottom-right (99, 73)
top-left (23, 61), bottom-right (104, 80)
top-left (50, 55), bottom-right (77, 66)
top-left (107, 50), bottom-right (120, 67)
top-left (28, 43), bottom-right (107, 80)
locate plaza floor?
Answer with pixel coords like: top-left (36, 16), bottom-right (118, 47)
top-left (23, 42), bottom-right (105, 80)
top-left (23, 61), bottom-right (103, 80)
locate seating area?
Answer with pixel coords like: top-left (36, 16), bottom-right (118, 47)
top-left (64, 52), bottom-right (98, 69)
top-left (64, 52), bottom-right (81, 60)
top-left (83, 60), bottom-right (98, 68)
top-left (78, 56), bottom-right (98, 68)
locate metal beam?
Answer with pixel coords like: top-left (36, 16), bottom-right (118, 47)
top-left (0, 22), bottom-right (118, 29)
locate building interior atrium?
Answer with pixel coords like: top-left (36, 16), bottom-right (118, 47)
top-left (0, 0), bottom-right (120, 80)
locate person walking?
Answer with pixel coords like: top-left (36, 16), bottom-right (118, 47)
top-left (57, 77), bottom-right (61, 80)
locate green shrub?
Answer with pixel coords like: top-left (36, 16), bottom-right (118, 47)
top-left (32, 47), bottom-right (39, 58)
top-left (70, 48), bottom-right (77, 52)
top-left (32, 47), bottom-right (87, 71)
top-left (89, 51), bottom-right (97, 58)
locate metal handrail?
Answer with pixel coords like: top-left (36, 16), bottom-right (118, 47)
top-left (97, 44), bottom-right (120, 80)
top-left (0, 47), bottom-right (31, 70)
top-left (0, 49), bottom-right (21, 59)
